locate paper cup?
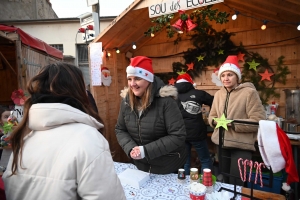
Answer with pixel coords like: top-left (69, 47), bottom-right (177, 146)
top-left (202, 168), bottom-right (212, 186)
top-left (189, 182), bottom-right (206, 200)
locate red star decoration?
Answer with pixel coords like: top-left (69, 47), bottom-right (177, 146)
top-left (168, 77), bottom-right (176, 85)
top-left (237, 52), bottom-right (245, 62)
top-left (259, 69), bottom-right (274, 81)
top-left (186, 63), bottom-right (194, 71)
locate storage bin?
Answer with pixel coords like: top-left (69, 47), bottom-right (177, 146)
top-left (247, 171), bottom-right (283, 194)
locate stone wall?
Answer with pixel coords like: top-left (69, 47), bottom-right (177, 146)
top-left (0, 0), bottom-right (58, 20)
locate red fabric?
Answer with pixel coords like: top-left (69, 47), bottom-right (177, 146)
top-left (0, 24), bottom-right (63, 60)
top-left (129, 56), bottom-right (153, 73)
top-left (0, 177), bottom-right (6, 200)
top-left (276, 124), bottom-right (299, 185)
top-left (176, 73), bottom-right (194, 84)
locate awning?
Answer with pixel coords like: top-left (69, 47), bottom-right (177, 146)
top-left (0, 24), bottom-right (63, 60)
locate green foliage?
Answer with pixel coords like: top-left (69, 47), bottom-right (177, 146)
top-left (144, 5), bottom-right (229, 44)
top-left (1, 122), bottom-right (13, 134)
top-left (149, 5), bottom-right (290, 105)
top-left (242, 53), bottom-right (290, 105)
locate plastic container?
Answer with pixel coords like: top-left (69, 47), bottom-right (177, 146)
top-left (247, 171), bottom-right (283, 194)
top-left (189, 182), bottom-right (206, 200)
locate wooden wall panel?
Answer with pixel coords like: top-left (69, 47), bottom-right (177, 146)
top-left (0, 43), bottom-right (18, 105)
top-left (92, 52), bottom-right (130, 163)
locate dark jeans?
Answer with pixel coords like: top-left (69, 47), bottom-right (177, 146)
top-left (218, 147), bottom-right (252, 186)
top-left (184, 140), bottom-right (212, 175)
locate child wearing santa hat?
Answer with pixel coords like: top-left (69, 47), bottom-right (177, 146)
top-left (208, 55), bottom-right (266, 186)
top-left (175, 73), bottom-right (214, 175)
top-left (115, 56), bottom-right (187, 174)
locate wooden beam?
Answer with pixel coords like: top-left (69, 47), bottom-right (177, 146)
top-left (284, 0), bottom-right (300, 6)
top-left (92, 0), bottom-right (143, 44)
top-left (0, 51), bottom-right (17, 76)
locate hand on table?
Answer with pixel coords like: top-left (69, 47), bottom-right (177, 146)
top-left (130, 146), bottom-right (142, 160)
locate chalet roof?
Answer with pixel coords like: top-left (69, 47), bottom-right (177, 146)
top-left (92, 0), bottom-right (300, 54)
top-left (0, 24), bottom-right (63, 59)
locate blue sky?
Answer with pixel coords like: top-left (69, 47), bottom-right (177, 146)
top-left (51, 0), bottom-right (134, 18)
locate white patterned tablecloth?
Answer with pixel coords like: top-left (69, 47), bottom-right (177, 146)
top-left (114, 162), bottom-right (241, 200)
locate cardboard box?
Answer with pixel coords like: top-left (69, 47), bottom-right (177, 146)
top-left (118, 168), bottom-right (150, 189)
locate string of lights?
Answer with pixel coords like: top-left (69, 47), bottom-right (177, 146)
top-left (105, 35), bottom-right (147, 56)
top-left (222, 3), bottom-right (300, 31)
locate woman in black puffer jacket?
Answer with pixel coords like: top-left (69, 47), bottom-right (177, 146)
top-left (115, 56), bottom-right (187, 174)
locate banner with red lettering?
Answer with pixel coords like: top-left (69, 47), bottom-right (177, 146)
top-left (148, 0), bottom-right (224, 18)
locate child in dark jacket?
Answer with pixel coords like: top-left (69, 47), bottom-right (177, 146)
top-left (175, 73), bottom-right (214, 175)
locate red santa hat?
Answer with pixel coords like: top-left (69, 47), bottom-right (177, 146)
top-left (176, 73), bottom-right (196, 86)
top-left (101, 67), bottom-right (109, 72)
top-left (218, 55), bottom-right (241, 80)
top-left (257, 120), bottom-right (299, 190)
top-left (126, 56), bottom-right (154, 82)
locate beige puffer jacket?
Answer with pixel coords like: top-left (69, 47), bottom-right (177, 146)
top-left (208, 82), bottom-right (266, 151)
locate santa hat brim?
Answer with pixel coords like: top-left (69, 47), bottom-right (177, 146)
top-left (258, 120), bottom-right (299, 185)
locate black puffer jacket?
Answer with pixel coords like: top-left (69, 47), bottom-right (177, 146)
top-left (175, 82), bottom-right (214, 141)
top-left (115, 76), bottom-right (187, 174)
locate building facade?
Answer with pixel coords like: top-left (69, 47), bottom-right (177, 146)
top-left (0, 0), bottom-right (57, 20)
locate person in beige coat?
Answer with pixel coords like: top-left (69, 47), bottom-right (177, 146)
top-left (208, 55), bottom-right (266, 186)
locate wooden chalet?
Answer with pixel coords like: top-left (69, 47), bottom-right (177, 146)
top-left (0, 25), bottom-right (63, 106)
top-left (90, 0), bottom-right (300, 163)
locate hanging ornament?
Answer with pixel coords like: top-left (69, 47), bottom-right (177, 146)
top-left (185, 18), bottom-right (197, 31)
top-left (259, 69), bottom-right (274, 81)
top-left (171, 18), bottom-right (184, 32)
top-left (197, 55), bottom-right (205, 61)
top-left (168, 77), bottom-right (176, 85)
top-left (213, 113), bottom-right (233, 131)
top-left (237, 52), bottom-right (245, 62)
top-left (218, 49), bottom-right (224, 55)
top-left (247, 60), bottom-right (260, 71)
top-left (171, 10), bottom-right (197, 33)
top-left (186, 62), bottom-right (194, 71)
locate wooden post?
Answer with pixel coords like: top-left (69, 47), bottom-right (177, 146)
top-left (15, 40), bottom-right (24, 90)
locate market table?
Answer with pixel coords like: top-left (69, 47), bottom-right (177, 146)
top-left (114, 162), bottom-right (285, 200)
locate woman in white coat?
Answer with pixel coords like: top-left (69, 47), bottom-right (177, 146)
top-left (2, 63), bottom-right (125, 200)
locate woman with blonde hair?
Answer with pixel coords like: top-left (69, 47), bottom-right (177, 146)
top-left (115, 56), bottom-right (187, 174)
top-left (3, 62), bottom-right (125, 200)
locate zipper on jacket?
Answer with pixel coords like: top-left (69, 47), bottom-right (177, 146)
top-left (126, 98), bottom-right (153, 174)
top-left (224, 89), bottom-right (233, 117)
top-left (137, 118), bottom-right (143, 144)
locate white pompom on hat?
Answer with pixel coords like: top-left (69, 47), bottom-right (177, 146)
top-left (126, 56), bottom-right (154, 82)
top-left (176, 73), bottom-right (196, 86)
top-left (257, 120), bottom-right (299, 190)
top-left (218, 55), bottom-right (241, 80)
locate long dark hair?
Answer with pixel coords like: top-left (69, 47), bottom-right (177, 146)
top-left (10, 62), bottom-right (104, 175)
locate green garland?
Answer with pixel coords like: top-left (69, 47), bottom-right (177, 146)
top-left (149, 5), bottom-right (290, 105)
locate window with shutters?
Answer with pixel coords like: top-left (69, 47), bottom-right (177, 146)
top-left (77, 44), bottom-right (90, 86)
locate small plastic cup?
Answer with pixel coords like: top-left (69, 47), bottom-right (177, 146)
top-left (190, 168), bottom-right (199, 182)
top-left (202, 168), bottom-right (212, 187)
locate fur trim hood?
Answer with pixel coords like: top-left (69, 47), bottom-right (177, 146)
top-left (120, 76), bottom-right (178, 100)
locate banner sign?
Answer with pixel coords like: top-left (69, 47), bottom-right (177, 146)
top-left (89, 42), bottom-right (102, 86)
top-left (148, 0), bottom-right (224, 18)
